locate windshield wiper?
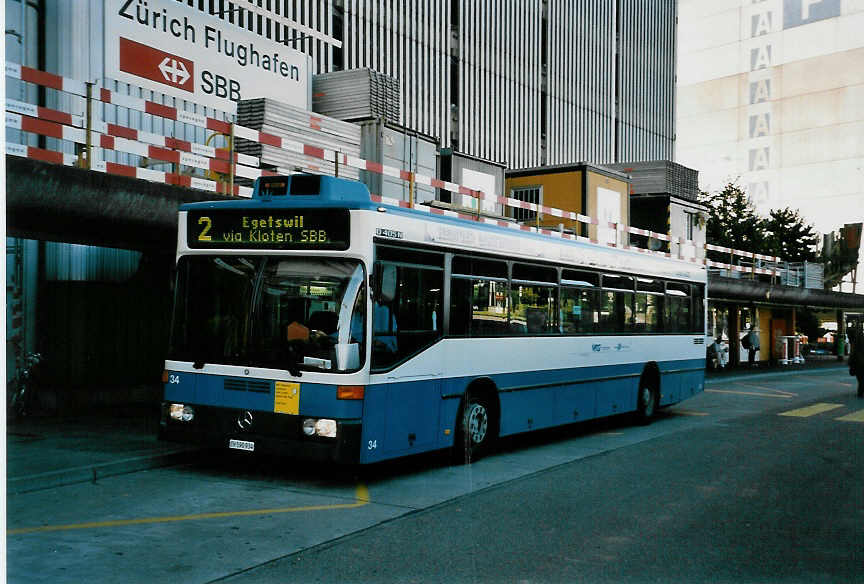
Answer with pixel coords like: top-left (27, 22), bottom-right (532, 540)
top-left (285, 343), bottom-right (303, 377)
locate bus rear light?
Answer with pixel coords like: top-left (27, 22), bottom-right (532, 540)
top-left (162, 370), bottom-right (170, 383)
top-left (337, 385), bottom-right (365, 400)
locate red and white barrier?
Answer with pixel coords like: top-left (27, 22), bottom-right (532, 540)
top-left (6, 61), bottom-right (791, 273)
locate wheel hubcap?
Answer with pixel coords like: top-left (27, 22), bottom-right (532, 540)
top-left (467, 403), bottom-right (488, 444)
top-left (642, 387), bottom-right (655, 416)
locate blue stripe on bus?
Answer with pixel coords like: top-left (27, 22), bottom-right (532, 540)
top-left (359, 358), bottom-right (705, 463)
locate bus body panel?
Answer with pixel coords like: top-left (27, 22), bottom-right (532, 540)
top-left (359, 379), bottom-right (442, 463)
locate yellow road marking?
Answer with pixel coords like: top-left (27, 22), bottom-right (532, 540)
top-left (671, 410), bottom-right (709, 416)
top-left (706, 389), bottom-right (794, 399)
top-left (9, 484), bottom-right (370, 535)
top-left (836, 410), bottom-right (864, 423)
top-left (779, 403), bottom-right (843, 418)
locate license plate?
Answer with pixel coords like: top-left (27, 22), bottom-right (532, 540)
top-left (229, 439), bottom-right (255, 452)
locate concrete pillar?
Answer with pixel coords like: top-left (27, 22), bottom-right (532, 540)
top-left (837, 310), bottom-right (845, 360)
top-left (729, 304), bottom-right (740, 368)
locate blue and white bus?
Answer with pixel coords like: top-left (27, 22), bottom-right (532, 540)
top-left (161, 174), bottom-right (706, 464)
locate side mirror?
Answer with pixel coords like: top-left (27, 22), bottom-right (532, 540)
top-left (379, 264), bottom-right (397, 304)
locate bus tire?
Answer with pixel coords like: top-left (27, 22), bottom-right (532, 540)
top-left (453, 391), bottom-right (497, 465)
top-left (635, 377), bottom-right (659, 425)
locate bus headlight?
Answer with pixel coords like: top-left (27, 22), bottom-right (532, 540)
top-left (302, 418), bottom-right (338, 438)
top-left (315, 419), bottom-right (338, 438)
top-left (169, 403), bottom-right (195, 422)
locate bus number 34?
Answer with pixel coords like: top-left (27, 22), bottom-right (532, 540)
top-left (367, 440), bottom-right (377, 450)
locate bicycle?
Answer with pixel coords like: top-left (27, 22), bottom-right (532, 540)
top-left (7, 350), bottom-right (42, 419)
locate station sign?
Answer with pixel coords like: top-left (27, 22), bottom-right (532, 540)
top-left (104, 0), bottom-right (311, 114)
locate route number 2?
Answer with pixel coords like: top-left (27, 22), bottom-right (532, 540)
top-left (198, 216), bottom-right (212, 241)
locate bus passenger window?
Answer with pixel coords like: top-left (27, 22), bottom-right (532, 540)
top-left (451, 255), bottom-right (509, 337)
top-left (472, 280), bottom-right (510, 336)
top-left (665, 282), bottom-right (691, 333)
top-left (372, 262), bottom-right (443, 371)
top-left (510, 284), bottom-right (556, 335)
top-left (561, 287), bottom-right (598, 334)
top-left (635, 293), bottom-right (662, 332)
top-left (692, 284), bottom-right (706, 334)
top-left (449, 278), bottom-right (472, 336)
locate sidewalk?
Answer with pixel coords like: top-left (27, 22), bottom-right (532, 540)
top-left (5, 405), bottom-right (198, 495)
top-left (706, 355), bottom-right (848, 383)
top-left (5, 357), bottom-right (852, 495)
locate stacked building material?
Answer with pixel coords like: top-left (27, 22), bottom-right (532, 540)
top-left (605, 161), bottom-right (700, 201)
top-left (312, 69), bottom-right (400, 124)
top-left (236, 98), bottom-right (362, 180)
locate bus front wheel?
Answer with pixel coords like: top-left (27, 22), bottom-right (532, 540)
top-left (454, 393), bottom-right (496, 464)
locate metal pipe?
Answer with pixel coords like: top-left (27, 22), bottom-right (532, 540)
top-left (228, 123), bottom-right (235, 196)
top-left (84, 81), bottom-right (92, 170)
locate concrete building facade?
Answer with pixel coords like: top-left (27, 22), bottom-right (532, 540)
top-left (675, 0), bottom-right (864, 237)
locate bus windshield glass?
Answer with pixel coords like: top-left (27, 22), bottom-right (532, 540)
top-left (169, 256), bottom-right (366, 372)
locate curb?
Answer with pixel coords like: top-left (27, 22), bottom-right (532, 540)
top-left (7, 446), bottom-right (199, 495)
top-left (706, 364), bottom-right (847, 385)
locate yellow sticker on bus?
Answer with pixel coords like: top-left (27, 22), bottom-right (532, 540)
top-left (274, 382), bottom-right (300, 415)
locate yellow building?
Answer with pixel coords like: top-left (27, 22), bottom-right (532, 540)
top-left (504, 163), bottom-right (630, 244)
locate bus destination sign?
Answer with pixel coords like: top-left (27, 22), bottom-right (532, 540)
top-left (187, 209), bottom-right (349, 249)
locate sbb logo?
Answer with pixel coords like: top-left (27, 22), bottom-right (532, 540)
top-left (201, 71), bottom-right (241, 102)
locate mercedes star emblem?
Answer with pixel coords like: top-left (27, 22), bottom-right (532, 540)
top-left (236, 410), bottom-right (254, 431)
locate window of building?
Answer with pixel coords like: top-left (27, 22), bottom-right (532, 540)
top-left (509, 186), bottom-right (542, 222)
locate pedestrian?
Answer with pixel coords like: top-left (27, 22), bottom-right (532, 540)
top-left (744, 325), bottom-right (760, 367)
top-left (848, 327), bottom-right (864, 398)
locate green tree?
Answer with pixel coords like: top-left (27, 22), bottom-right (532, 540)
top-left (761, 207), bottom-right (819, 262)
top-left (699, 183), bottom-right (765, 262)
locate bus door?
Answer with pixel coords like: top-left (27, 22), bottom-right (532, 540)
top-left (362, 252), bottom-right (445, 460)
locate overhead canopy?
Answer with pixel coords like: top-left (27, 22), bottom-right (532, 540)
top-left (708, 275), bottom-right (864, 310)
top-left (6, 157), bottom-right (231, 252)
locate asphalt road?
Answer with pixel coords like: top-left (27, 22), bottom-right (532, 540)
top-left (6, 368), bottom-right (864, 583)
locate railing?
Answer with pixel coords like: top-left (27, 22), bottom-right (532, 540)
top-left (6, 62), bottom-right (793, 278)
top-left (708, 259), bottom-right (826, 289)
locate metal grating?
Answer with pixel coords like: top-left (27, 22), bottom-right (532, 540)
top-left (224, 379), bottom-right (272, 394)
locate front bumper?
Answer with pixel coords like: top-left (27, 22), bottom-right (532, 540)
top-left (159, 403), bottom-right (362, 464)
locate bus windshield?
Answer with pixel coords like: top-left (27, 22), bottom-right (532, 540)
top-left (169, 256), bottom-right (366, 372)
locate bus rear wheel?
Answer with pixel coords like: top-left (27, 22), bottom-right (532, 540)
top-left (635, 379), bottom-right (658, 425)
top-left (454, 393), bottom-right (496, 464)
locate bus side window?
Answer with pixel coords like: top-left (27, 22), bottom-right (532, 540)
top-left (600, 274), bottom-right (634, 333)
top-left (635, 293), bottom-right (662, 332)
top-left (372, 263), bottom-right (443, 371)
top-left (451, 256), bottom-right (509, 337)
top-left (449, 278), bottom-right (472, 336)
top-left (692, 284), bottom-right (706, 334)
top-left (665, 282), bottom-right (691, 333)
top-left (561, 287), bottom-right (597, 334)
